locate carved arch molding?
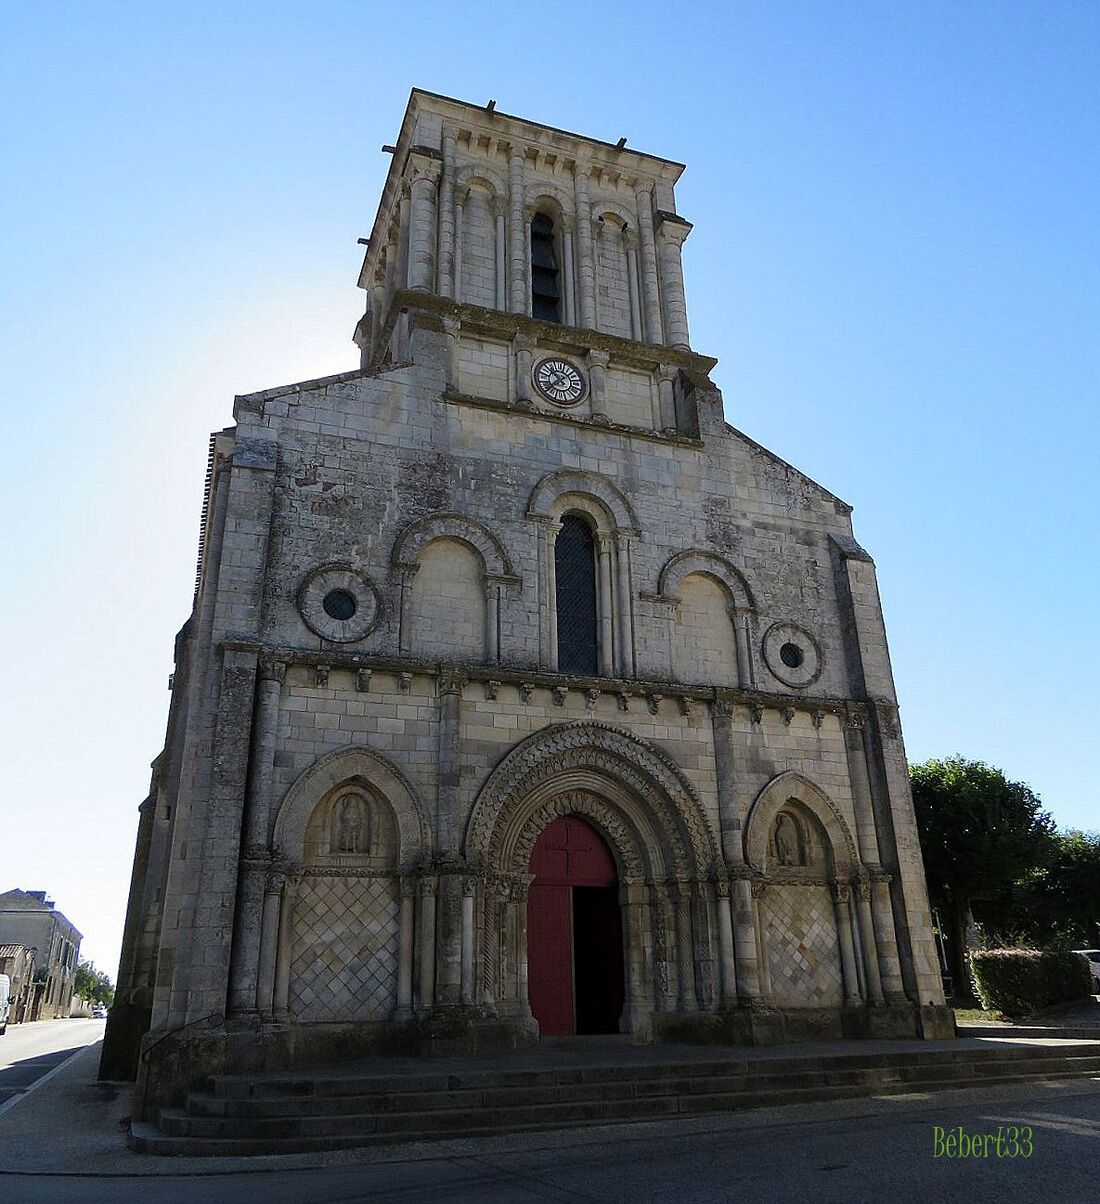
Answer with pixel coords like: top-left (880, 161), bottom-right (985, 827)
top-left (466, 719), bottom-right (719, 878)
top-left (743, 771), bottom-right (858, 879)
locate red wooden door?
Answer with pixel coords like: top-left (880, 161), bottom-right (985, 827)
top-left (527, 816), bottom-right (623, 1037)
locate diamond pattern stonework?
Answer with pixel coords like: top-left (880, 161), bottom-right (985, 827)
top-left (763, 885), bottom-right (843, 1007)
top-left (289, 876), bottom-right (399, 1022)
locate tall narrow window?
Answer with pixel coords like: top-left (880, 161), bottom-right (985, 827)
top-left (555, 516), bottom-right (598, 674)
top-left (531, 212), bottom-right (561, 323)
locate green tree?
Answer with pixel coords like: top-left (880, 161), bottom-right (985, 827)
top-left (910, 757), bottom-right (1054, 1002)
top-left (1012, 829), bottom-right (1100, 949)
top-left (72, 960), bottom-right (114, 1008)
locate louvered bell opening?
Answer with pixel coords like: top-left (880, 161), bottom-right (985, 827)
top-left (555, 515), bottom-right (599, 675)
top-left (531, 213), bottom-right (561, 323)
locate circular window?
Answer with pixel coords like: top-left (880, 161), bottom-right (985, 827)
top-left (322, 589), bottom-right (357, 621)
top-left (762, 622), bottom-right (823, 689)
top-left (298, 566), bottom-right (381, 643)
top-left (779, 642), bottom-right (804, 669)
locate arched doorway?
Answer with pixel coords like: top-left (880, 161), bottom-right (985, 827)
top-left (527, 815), bottom-right (625, 1036)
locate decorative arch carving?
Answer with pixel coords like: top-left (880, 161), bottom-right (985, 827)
top-left (656, 549), bottom-right (756, 611)
top-left (466, 719), bottom-right (719, 879)
top-left (593, 200), bottom-right (634, 229)
top-left (455, 164), bottom-right (506, 202)
top-left (392, 512), bottom-right (516, 580)
top-left (273, 745), bottom-right (429, 868)
top-left (527, 470), bottom-right (640, 534)
top-left (525, 183), bottom-right (573, 221)
top-left (743, 771), bottom-right (857, 878)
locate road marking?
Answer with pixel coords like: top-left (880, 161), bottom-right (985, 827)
top-left (0, 1041), bottom-right (99, 1119)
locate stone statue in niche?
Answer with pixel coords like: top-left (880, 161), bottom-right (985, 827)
top-left (333, 794), bottom-right (370, 855)
top-left (774, 812), bottom-right (803, 867)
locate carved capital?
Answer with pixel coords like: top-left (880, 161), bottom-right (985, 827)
top-left (712, 695), bottom-right (734, 719)
top-left (750, 879), bottom-right (768, 899)
top-left (587, 348), bottom-right (611, 369)
top-left (419, 877), bottom-right (438, 899)
top-left (441, 314), bottom-right (461, 339)
top-left (833, 883), bottom-right (851, 904)
top-left (438, 667), bottom-right (467, 696)
top-left (259, 657), bottom-right (287, 684)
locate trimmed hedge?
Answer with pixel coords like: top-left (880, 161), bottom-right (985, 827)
top-left (970, 948), bottom-right (1094, 1017)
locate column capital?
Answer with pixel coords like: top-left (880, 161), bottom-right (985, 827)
top-left (258, 657), bottom-right (286, 684)
top-left (655, 211), bottom-right (693, 245)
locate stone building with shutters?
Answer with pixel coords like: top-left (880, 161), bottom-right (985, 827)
top-left (101, 89), bottom-right (953, 1114)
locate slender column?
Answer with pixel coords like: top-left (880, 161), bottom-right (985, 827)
top-left (436, 669), bottom-right (465, 859)
top-left (394, 189), bottom-right (411, 289)
top-left (849, 713), bottom-right (906, 1002)
top-left (438, 135), bottom-right (456, 297)
top-left (656, 216), bottom-right (692, 349)
top-left (833, 885), bottom-right (862, 1005)
top-left (656, 364), bottom-right (677, 433)
top-left (494, 210), bottom-right (506, 309)
top-left (872, 875), bottom-right (907, 1003)
top-left (436, 872), bottom-right (464, 1007)
top-left (715, 881), bottom-right (738, 1003)
top-left (272, 874), bottom-right (297, 1022)
top-left (562, 226), bottom-right (576, 325)
top-left (546, 521), bottom-right (560, 669)
top-left (733, 609), bottom-right (754, 688)
top-left (441, 314), bottom-right (461, 392)
top-left (672, 883), bottom-right (698, 1011)
top-left (396, 877), bottom-right (415, 1018)
top-left (417, 877), bottom-right (437, 1011)
top-left (516, 879), bottom-right (531, 1014)
top-left (711, 699), bottom-right (742, 865)
top-left (255, 869), bottom-right (283, 1019)
top-left (857, 880), bottom-right (884, 1004)
top-left (596, 533), bottom-right (615, 677)
top-left (229, 659), bottom-right (285, 1015)
top-left (397, 567), bottom-right (417, 654)
top-left (460, 878), bottom-right (476, 1005)
top-left (626, 242), bottom-right (643, 340)
top-left (732, 875), bottom-right (762, 999)
top-left (370, 278), bottom-right (385, 356)
top-left (485, 578), bottom-right (500, 663)
top-left (407, 161), bottom-right (440, 292)
top-left (753, 883), bottom-right (773, 998)
top-left (614, 535), bottom-right (635, 679)
top-left (587, 347), bottom-right (610, 423)
top-left (635, 186), bottom-right (664, 343)
top-left (525, 212), bottom-right (534, 316)
top-left (693, 885), bottom-right (719, 1010)
top-left (507, 148), bottom-right (527, 314)
top-left (651, 886), bottom-right (678, 1012)
top-left (621, 883), bottom-right (649, 1031)
top-left (514, 333), bottom-right (535, 407)
top-left (454, 198), bottom-right (465, 303)
top-left (573, 167), bottom-right (596, 329)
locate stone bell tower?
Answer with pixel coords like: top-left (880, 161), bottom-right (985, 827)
top-left (353, 89), bottom-right (700, 437)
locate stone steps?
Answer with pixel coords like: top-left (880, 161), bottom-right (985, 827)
top-left (129, 1043), bottom-right (1100, 1156)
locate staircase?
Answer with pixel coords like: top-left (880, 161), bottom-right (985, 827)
top-left (131, 1039), bottom-right (1100, 1156)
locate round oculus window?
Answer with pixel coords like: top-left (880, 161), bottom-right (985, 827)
top-left (298, 566), bottom-right (381, 643)
top-left (322, 589), bottom-right (357, 621)
top-left (762, 622), bottom-right (823, 689)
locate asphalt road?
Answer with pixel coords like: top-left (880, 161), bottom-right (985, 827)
top-left (0, 1019), bottom-right (106, 1109)
top-left (6, 1075), bottom-right (1099, 1203)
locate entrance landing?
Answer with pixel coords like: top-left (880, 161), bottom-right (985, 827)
top-left (133, 1035), bottom-right (1100, 1157)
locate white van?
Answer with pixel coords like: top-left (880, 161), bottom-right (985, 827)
top-left (0, 973), bottom-right (11, 1035)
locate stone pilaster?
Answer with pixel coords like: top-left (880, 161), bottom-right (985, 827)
top-left (656, 213), bottom-right (692, 349)
top-left (635, 185), bottom-right (664, 343)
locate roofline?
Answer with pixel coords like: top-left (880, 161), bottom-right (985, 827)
top-left (409, 88), bottom-right (687, 172)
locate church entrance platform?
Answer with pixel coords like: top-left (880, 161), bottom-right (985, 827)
top-left (131, 1034), bottom-right (1100, 1156)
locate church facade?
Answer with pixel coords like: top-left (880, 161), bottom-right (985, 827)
top-left (102, 90), bottom-right (952, 1115)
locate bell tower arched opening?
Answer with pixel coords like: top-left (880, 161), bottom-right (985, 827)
top-left (527, 815), bottom-right (625, 1036)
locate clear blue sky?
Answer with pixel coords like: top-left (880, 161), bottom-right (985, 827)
top-left (2, 2), bottom-right (1097, 977)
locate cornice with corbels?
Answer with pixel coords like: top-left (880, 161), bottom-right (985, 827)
top-left (224, 640), bottom-right (887, 729)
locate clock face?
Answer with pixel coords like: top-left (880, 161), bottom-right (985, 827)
top-left (533, 358), bottom-right (586, 406)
